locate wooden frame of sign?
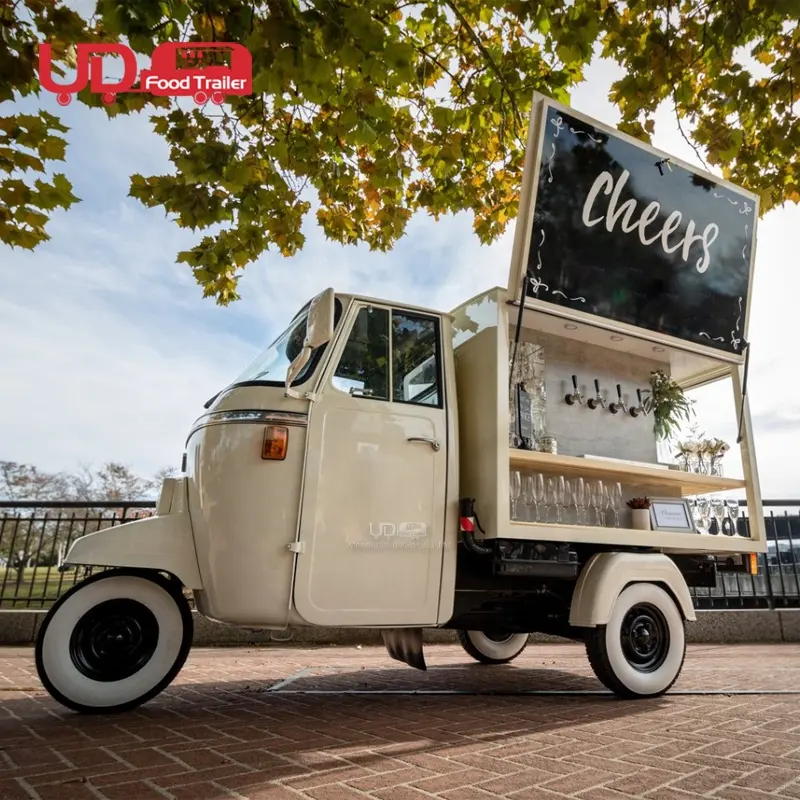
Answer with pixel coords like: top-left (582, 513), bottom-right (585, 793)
top-left (647, 497), bottom-right (697, 533)
top-left (507, 93), bottom-right (760, 366)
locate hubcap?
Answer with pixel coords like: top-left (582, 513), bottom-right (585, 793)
top-left (69, 599), bottom-right (159, 682)
top-left (620, 603), bottom-right (669, 672)
top-left (483, 630), bottom-right (515, 645)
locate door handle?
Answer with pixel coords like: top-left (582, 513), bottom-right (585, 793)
top-left (407, 436), bottom-right (440, 452)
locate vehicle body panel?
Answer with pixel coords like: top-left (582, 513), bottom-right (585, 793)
top-left (63, 477), bottom-right (203, 590)
top-left (569, 551), bottom-right (697, 627)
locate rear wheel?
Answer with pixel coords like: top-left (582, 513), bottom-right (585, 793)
top-left (457, 629), bottom-right (529, 664)
top-left (585, 582), bottom-right (685, 699)
top-left (35, 569), bottom-right (193, 714)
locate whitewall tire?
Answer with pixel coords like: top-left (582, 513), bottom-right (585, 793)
top-left (35, 569), bottom-right (193, 714)
top-left (585, 582), bottom-right (685, 699)
top-left (457, 629), bottom-right (529, 664)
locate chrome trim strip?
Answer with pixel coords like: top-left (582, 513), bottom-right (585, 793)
top-left (186, 410), bottom-right (308, 444)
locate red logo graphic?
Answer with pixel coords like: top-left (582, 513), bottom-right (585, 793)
top-left (38, 42), bottom-right (253, 106)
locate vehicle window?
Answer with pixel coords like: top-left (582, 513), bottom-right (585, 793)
top-left (332, 306), bottom-right (441, 406)
top-left (332, 306), bottom-right (390, 399)
top-left (392, 312), bottom-right (441, 406)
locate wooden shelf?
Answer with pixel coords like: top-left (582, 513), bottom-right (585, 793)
top-left (501, 519), bottom-right (763, 553)
top-left (509, 449), bottom-right (745, 496)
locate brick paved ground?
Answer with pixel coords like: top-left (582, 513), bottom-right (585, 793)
top-left (3, 644), bottom-right (800, 799)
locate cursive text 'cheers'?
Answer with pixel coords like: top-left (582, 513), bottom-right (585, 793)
top-left (581, 169), bottom-right (719, 274)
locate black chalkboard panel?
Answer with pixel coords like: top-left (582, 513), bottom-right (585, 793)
top-left (522, 100), bottom-right (757, 355)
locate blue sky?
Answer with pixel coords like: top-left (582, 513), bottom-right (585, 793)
top-left (2, 43), bottom-right (799, 498)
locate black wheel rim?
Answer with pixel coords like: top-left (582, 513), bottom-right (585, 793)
top-left (69, 599), bottom-right (159, 682)
top-left (620, 603), bottom-right (669, 672)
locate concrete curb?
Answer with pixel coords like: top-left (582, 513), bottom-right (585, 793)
top-left (2, 609), bottom-right (799, 647)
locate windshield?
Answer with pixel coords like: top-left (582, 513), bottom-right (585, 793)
top-left (234, 307), bottom-right (310, 386)
top-left (230, 297), bottom-right (341, 389)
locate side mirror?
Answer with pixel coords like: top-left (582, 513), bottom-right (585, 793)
top-left (285, 287), bottom-right (335, 398)
top-left (304, 287), bottom-right (335, 349)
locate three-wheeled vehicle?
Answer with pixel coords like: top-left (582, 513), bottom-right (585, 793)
top-left (35, 94), bottom-right (766, 713)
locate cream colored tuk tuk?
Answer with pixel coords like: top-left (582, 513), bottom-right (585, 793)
top-left (35, 93), bottom-right (766, 714)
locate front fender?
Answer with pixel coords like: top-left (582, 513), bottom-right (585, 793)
top-left (569, 551), bottom-right (696, 627)
top-left (64, 479), bottom-right (203, 589)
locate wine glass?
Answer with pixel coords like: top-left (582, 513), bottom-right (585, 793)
top-left (522, 473), bottom-right (535, 522)
top-left (591, 480), bottom-right (604, 526)
top-left (726, 499), bottom-right (740, 536)
top-left (603, 486), bottom-right (612, 526)
top-left (510, 470), bottom-right (522, 520)
top-left (555, 475), bottom-right (566, 523)
top-left (711, 497), bottom-right (726, 536)
top-left (566, 478), bottom-right (579, 524)
top-left (696, 495), bottom-right (712, 534)
top-left (545, 477), bottom-right (557, 523)
top-left (689, 499), bottom-right (701, 532)
top-left (533, 473), bottom-right (545, 522)
top-left (608, 482), bottom-right (622, 527)
top-left (573, 477), bottom-right (586, 524)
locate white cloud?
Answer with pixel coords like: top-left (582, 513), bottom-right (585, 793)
top-left (1, 53), bottom-right (798, 503)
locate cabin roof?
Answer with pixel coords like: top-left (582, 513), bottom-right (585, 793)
top-left (335, 291), bottom-right (456, 320)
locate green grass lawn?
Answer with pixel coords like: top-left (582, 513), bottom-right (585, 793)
top-left (0, 566), bottom-right (195, 609)
top-left (0, 566), bottom-right (86, 608)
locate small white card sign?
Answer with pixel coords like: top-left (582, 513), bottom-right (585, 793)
top-left (648, 497), bottom-right (696, 532)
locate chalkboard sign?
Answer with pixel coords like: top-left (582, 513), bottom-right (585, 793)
top-left (515, 97), bottom-right (758, 355)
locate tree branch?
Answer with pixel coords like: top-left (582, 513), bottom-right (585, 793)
top-left (443, 0), bottom-right (523, 128)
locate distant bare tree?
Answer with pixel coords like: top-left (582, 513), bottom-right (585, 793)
top-left (0, 460), bottom-right (178, 570)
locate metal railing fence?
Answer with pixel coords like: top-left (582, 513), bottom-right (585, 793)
top-left (1, 499), bottom-right (800, 610)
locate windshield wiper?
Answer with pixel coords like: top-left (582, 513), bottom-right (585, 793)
top-left (203, 391), bottom-right (222, 409)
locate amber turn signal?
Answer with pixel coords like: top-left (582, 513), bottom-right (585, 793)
top-left (748, 553), bottom-right (758, 575)
top-left (262, 425), bottom-right (288, 460)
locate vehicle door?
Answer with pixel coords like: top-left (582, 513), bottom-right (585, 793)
top-left (292, 301), bottom-right (449, 626)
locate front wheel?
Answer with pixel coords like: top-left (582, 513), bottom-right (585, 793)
top-left (35, 568), bottom-right (193, 714)
top-left (457, 629), bottom-right (529, 664)
top-left (585, 582), bottom-right (686, 699)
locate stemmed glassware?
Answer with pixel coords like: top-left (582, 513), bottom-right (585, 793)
top-left (696, 495), bottom-right (712, 534)
top-left (726, 499), bottom-right (740, 536)
top-left (573, 477), bottom-right (586, 524)
top-left (554, 476), bottom-right (566, 523)
top-left (510, 470), bottom-right (522, 520)
top-left (566, 478), bottom-right (582, 524)
top-left (522, 473), bottom-right (536, 522)
top-left (711, 497), bottom-right (727, 536)
top-left (591, 480), bottom-right (605, 526)
top-left (533, 473), bottom-right (545, 522)
top-left (545, 478), bottom-right (557, 523)
top-left (609, 482), bottom-right (623, 527)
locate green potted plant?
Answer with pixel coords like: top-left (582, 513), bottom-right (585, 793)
top-left (642, 369), bottom-right (694, 441)
top-left (627, 496), bottom-right (651, 530)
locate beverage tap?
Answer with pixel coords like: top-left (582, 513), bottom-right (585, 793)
top-left (587, 379), bottom-right (606, 410)
top-left (629, 388), bottom-right (647, 418)
top-left (564, 375), bottom-right (583, 405)
top-left (609, 384), bottom-right (627, 415)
